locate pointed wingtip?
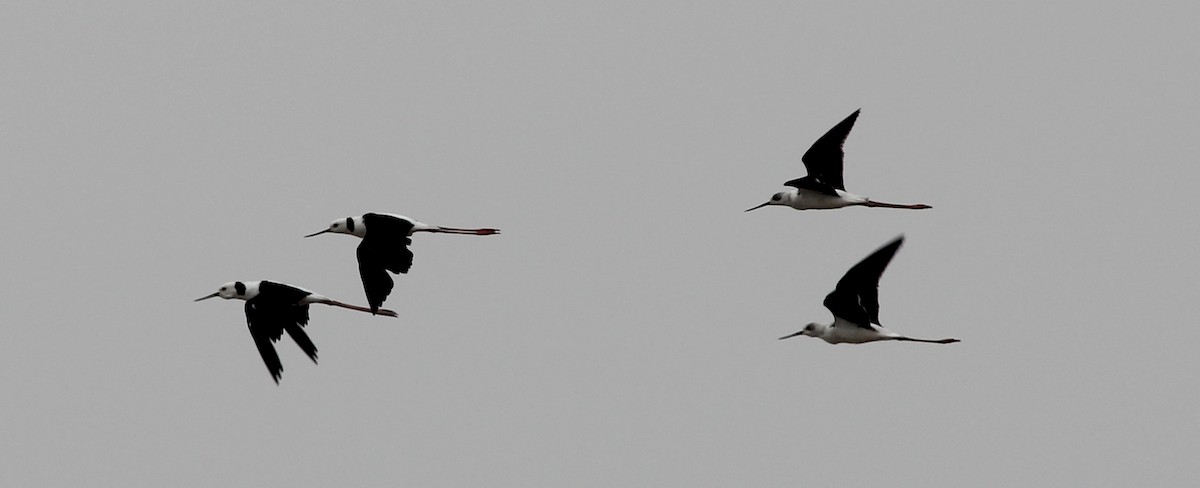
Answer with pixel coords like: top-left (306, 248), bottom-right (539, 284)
top-left (875, 235), bottom-right (904, 259)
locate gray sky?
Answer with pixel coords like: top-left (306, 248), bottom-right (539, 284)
top-left (3, 1), bottom-right (1198, 486)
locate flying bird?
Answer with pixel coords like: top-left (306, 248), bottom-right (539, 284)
top-left (195, 280), bottom-right (397, 383)
top-left (305, 213), bottom-right (499, 313)
top-left (778, 236), bottom-right (958, 345)
top-left (746, 109), bottom-right (932, 212)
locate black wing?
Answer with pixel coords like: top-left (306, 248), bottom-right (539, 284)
top-left (800, 109), bottom-right (860, 191)
top-left (357, 213), bottom-right (416, 313)
top-left (822, 236), bottom-right (903, 329)
top-left (783, 175), bottom-right (841, 197)
top-left (258, 280), bottom-right (314, 304)
top-left (245, 287), bottom-right (312, 384)
top-left (284, 323), bottom-right (318, 364)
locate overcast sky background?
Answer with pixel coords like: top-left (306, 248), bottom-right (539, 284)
top-left (3, 1), bottom-right (1198, 486)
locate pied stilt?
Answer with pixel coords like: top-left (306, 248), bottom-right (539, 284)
top-left (746, 109), bottom-right (932, 212)
top-left (304, 213), bottom-right (499, 313)
top-left (778, 236), bottom-right (958, 345)
top-left (195, 280), bottom-right (397, 383)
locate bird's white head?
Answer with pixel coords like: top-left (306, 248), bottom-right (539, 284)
top-left (778, 322), bottom-right (823, 340)
top-left (305, 216), bottom-right (366, 238)
top-left (745, 190), bottom-right (797, 212)
top-left (194, 281), bottom-right (258, 302)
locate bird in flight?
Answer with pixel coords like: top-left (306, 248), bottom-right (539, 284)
top-left (195, 280), bottom-right (397, 383)
top-left (305, 213), bottom-right (499, 313)
top-left (746, 109), bottom-right (932, 212)
top-left (778, 236), bottom-right (958, 345)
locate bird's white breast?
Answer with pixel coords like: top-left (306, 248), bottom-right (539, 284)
top-left (790, 189), bottom-right (868, 210)
top-left (821, 318), bottom-right (899, 344)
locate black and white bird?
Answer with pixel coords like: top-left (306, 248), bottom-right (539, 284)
top-left (778, 236), bottom-right (959, 345)
top-left (746, 109), bottom-right (932, 212)
top-left (304, 213), bottom-right (499, 313)
top-left (195, 280), bottom-right (397, 383)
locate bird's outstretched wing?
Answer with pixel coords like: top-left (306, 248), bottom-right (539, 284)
top-left (822, 235), bottom-right (903, 329)
top-left (800, 109), bottom-right (860, 191)
top-left (245, 288), bottom-right (312, 384)
top-left (357, 242), bottom-right (397, 314)
top-left (244, 302), bottom-right (282, 384)
top-left (357, 213), bottom-right (416, 313)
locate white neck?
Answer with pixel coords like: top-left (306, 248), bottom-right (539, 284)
top-left (347, 217), bottom-right (368, 238)
top-left (237, 281), bottom-right (262, 300)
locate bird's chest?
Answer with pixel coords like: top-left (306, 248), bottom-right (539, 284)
top-left (823, 325), bottom-right (886, 344)
top-left (792, 189), bottom-right (859, 210)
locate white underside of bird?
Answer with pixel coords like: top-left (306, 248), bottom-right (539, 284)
top-left (785, 188), bottom-right (869, 210)
top-left (780, 317), bottom-right (958, 345)
top-left (808, 317), bottom-right (902, 344)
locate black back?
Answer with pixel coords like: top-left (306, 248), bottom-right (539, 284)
top-left (357, 213), bottom-right (416, 313)
top-left (797, 109), bottom-right (860, 191)
top-left (783, 175), bottom-right (842, 197)
top-left (822, 236), bottom-right (903, 329)
top-left (244, 281), bottom-right (318, 384)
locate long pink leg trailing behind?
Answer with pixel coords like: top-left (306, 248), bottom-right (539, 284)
top-left (863, 200), bottom-right (932, 210)
top-left (426, 227), bottom-right (500, 235)
top-left (319, 299), bottom-right (399, 317)
top-left (892, 336), bottom-right (959, 344)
